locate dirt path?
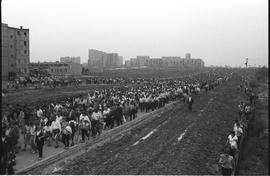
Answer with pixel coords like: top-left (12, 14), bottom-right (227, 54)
top-left (22, 76), bottom-right (243, 175)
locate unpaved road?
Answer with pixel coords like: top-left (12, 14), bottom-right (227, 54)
top-left (25, 75), bottom-right (244, 175)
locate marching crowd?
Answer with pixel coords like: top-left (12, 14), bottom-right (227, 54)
top-left (1, 69), bottom-right (233, 174)
top-left (218, 76), bottom-right (257, 176)
top-left (5, 76), bottom-right (83, 89)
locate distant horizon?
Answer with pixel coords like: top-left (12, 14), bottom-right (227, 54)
top-left (2, 0), bottom-right (268, 67)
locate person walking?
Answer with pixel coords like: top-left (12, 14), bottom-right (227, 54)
top-left (61, 120), bottom-right (72, 148)
top-left (187, 95), bottom-right (194, 112)
top-left (51, 117), bottom-right (61, 148)
top-left (219, 151), bottom-right (234, 176)
top-left (35, 125), bottom-right (45, 160)
top-left (29, 122), bottom-right (37, 153)
top-left (91, 108), bottom-right (100, 138)
top-left (22, 121), bottom-right (31, 151)
top-left (80, 112), bottom-right (91, 142)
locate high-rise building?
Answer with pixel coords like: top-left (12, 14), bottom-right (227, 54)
top-left (1, 23), bottom-right (30, 79)
top-left (106, 53), bottom-right (119, 68)
top-left (118, 56), bottom-right (123, 67)
top-left (88, 49), bottom-right (123, 71)
top-left (88, 49), bottom-right (107, 70)
top-left (185, 53), bottom-right (191, 59)
top-left (137, 56), bottom-right (150, 67)
top-left (60, 56), bottom-right (80, 64)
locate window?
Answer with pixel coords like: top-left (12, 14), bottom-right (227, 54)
top-left (24, 41), bottom-right (27, 46)
top-left (17, 31), bottom-right (21, 35)
top-left (10, 45), bottom-right (13, 49)
top-left (10, 54), bottom-right (13, 58)
top-left (24, 32), bottom-right (27, 37)
top-left (24, 68), bottom-right (27, 73)
top-left (10, 64), bottom-right (14, 67)
top-left (24, 50), bottom-right (27, 54)
top-left (10, 35), bottom-right (13, 39)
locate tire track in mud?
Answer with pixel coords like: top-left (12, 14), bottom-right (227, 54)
top-left (142, 78), bottom-right (242, 175)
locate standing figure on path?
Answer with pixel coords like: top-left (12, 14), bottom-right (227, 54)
top-left (61, 120), bottom-right (72, 148)
top-left (35, 125), bottom-right (45, 160)
top-left (204, 84), bottom-right (209, 94)
top-left (187, 95), bottom-right (194, 112)
top-left (23, 121), bottom-right (31, 151)
top-left (91, 108), bottom-right (100, 138)
top-left (51, 118), bottom-right (61, 148)
top-left (218, 149), bottom-right (234, 176)
top-left (80, 112), bottom-right (91, 141)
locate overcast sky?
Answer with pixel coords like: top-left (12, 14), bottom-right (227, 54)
top-left (2, 0), bottom-right (268, 67)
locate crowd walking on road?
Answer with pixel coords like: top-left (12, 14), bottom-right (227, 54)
top-left (1, 69), bottom-right (233, 175)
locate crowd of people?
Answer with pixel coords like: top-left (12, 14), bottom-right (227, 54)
top-left (1, 69), bottom-right (233, 174)
top-left (218, 76), bottom-right (257, 176)
top-left (5, 75), bottom-right (83, 90)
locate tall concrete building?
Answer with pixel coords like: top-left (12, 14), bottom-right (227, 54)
top-left (185, 53), bottom-right (191, 59)
top-left (88, 49), bottom-right (107, 71)
top-left (1, 23), bottom-right (30, 79)
top-left (60, 56), bottom-right (80, 64)
top-left (118, 56), bottom-right (123, 67)
top-left (137, 56), bottom-right (150, 67)
top-left (88, 49), bottom-right (123, 71)
top-left (106, 53), bottom-right (119, 68)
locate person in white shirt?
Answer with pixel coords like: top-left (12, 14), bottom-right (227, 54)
top-left (61, 120), bottom-right (72, 148)
top-left (36, 107), bottom-right (43, 118)
top-left (103, 106), bottom-right (111, 129)
top-left (187, 95), bottom-right (194, 112)
top-left (51, 118), bottom-right (61, 148)
top-left (233, 120), bottom-right (243, 144)
top-left (79, 112), bottom-right (90, 142)
top-left (226, 131), bottom-right (238, 157)
top-left (91, 108), bottom-right (102, 137)
top-left (55, 114), bottom-right (63, 124)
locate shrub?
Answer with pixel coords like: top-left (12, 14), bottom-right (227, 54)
top-left (255, 67), bottom-right (268, 81)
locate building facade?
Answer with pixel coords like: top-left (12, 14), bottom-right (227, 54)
top-left (29, 62), bottom-right (82, 76)
top-left (185, 53), bottom-right (191, 59)
top-left (1, 23), bottom-right (30, 79)
top-left (125, 53), bottom-right (204, 69)
top-left (60, 56), bottom-right (80, 64)
top-left (88, 49), bottom-right (123, 71)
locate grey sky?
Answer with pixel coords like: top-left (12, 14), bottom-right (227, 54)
top-left (2, 0), bottom-right (268, 67)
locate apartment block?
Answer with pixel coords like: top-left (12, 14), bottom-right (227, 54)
top-left (60, 56), bottom-right (81, 64)
top-left (1, 23), bottom-right (30, 79)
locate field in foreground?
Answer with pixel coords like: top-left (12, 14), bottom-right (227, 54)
top-left (23, 74), bottom-right (246, 175)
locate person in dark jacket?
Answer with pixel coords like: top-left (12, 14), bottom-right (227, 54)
top-left (187, 95), bottom-right (194, 112)
top-left (35, 125), bottom-right (45, 160)
top-left (1, 130), bottom-right (9, 174)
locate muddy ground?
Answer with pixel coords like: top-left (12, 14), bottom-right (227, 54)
top-left (21, 74), bottom-right (247, 175)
